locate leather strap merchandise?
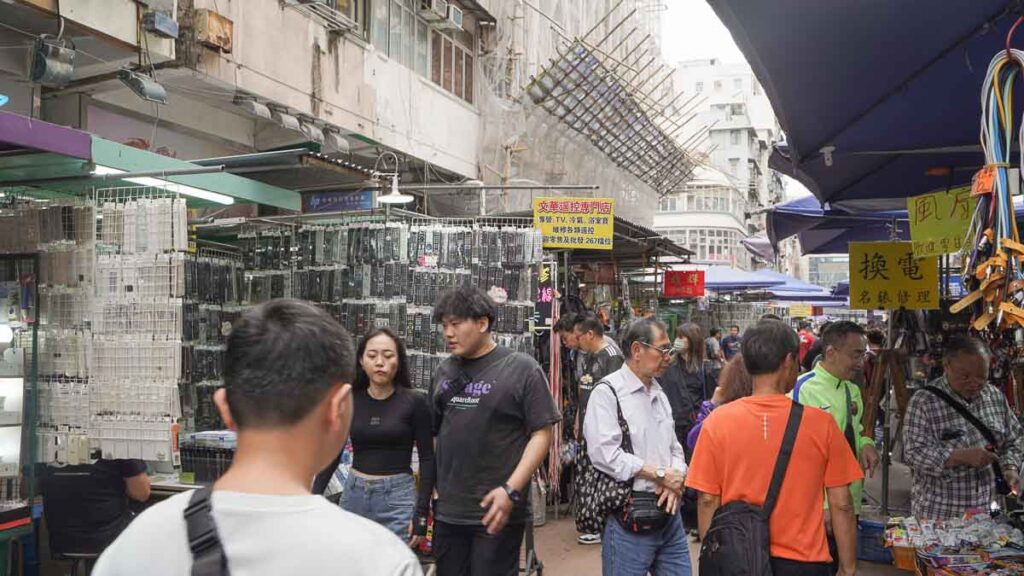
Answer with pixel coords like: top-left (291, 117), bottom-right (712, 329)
top-left (185, 487), bottom-right (230, 576)
top-left (921, 385), bottom-right (1011, 494)
top-left (763, 403), bottom-right (804, 516)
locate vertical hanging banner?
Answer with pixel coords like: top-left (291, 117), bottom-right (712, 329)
top-left (663, 270), bottom-right (705, 298)
top-left (849, 241), bottom-right (939, 310)
top-left (907, 186), bottom-right (976, 256)
top-left (533, 197), bottom-right (614, 250)
top-left (534, 261), bottom-right (555, 329)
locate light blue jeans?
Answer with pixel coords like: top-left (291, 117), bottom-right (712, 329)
top-left (340, 472), bottom-right (416, 539)
top-left (602, 510), bottom-right (693, 576)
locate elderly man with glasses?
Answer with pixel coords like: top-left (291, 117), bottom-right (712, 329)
top-left (583, 318), bottom-right (691, 576)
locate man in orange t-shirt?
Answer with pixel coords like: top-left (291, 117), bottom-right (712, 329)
top-left (686, 320), bottom-right (863, 576)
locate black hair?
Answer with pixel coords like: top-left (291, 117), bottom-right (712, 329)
top-left (866, 329), bottom-right (886, 347)
top-left (943, 335), bottom-right (990, 361)
top-left (224, 299), bottom-right (355, 428)
top-left (553, 312), bottom-right (579, 333)
top-left (433, 286), bottom-right (496, 332)
top-left (709, 327), bottom-right (722, 337)
top-left (729, 324), bottom-right (740, 331)
top-left (821, 320), bottom-right (867, 350)
top-left (798, 320), bottom-right (812, 331)
top-left (760, 313), bottom-right (783, 322)
top-left (620, 318), bottom-right (668, 360)
top-left (574, 313), bottom-right (605, 338)
top-left (353, 327), bottom-right (412, 391)
top-left (741, 320), bottom-right (800, 376)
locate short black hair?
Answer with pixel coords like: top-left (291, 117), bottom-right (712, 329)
top-left (730, 324), bottom-right (740, 330)
top-left (574, 313), bottom-right (605, 338)
top-left (760, 313), bottom-right (783, 322)
top-left (821, 321), bottom-right (866, 350)
top-left (742, 320), bottom-right (799, 376)
top-left (354, 327), bottom-right (412, 391)
top-left (944, 335), bottom-right (989, 361)
top-left (798, 320), bottom-right (812, 331)
top-left (553, 312), bottom-right (578, 333)
top-left (224, 299), bottom-right (355, 428)
top-left (433, 286), bottom-right (496, 331)
top-left (620, 318), bottom-right (668, 360)
top-left (709, 327), bottom-right (721, 337)
top-left (867, 329), bottom-right (886, 347)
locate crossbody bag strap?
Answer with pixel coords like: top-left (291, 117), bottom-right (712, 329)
top-left (596, 381), bottom-right (633, 455)
top-left (764, 402), bottom-right (804, 517)
top-left (184, 488), bottom-right (230, 576)
top-left (920, 385), bottom-right (998, 445)
top-left (843, 383), bottom-right (858, 454)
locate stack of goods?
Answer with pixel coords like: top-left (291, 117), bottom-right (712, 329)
top-left (180, 431), bottom-right (236, 484)
top-left (886, 511), bottom-right (1024, 574)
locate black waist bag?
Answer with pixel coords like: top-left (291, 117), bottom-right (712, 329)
top-left (699, 402), bottom-right (803, 576)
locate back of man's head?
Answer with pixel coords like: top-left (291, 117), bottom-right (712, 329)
top-left (821, 320), bottom-right (866, 350)
top-left (742, 320), bottom-right (800, 377)
top-left (554, 313), bottom-right (578, 334)
top-left (709, 327), bottom-right (721, 338)
top-left (223, 299), bottom-right (355, 429)
top-left (575, 312), bottom-right (605, 338)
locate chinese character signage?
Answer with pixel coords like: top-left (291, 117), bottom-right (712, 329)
top-left (663, 270), bottom-right (705, 298)
top-left (302, 189), bottom-right (375, 213)
top-left (907, 186), bottom-right (975, 257)
top-left (849, 241), bottom-right (938, 310)
top-left (533, 197), bottom-right (614, 250)
top-left (534, 262), bottom-right (555, 329)
top-left (788, 304), bottom-right (814, 318)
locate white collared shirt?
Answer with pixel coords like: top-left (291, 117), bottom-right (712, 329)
top-left (582, 364), bottom-right (687, 491)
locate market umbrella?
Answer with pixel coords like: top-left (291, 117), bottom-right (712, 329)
top-left (702, 266), bottom-right (786, 292)
top-left (709, 0), bottom-right (1020, 206)
top-left (767, 195), bottom-right (908, 255)
top-left (740, 233), bottom-right (776, 262)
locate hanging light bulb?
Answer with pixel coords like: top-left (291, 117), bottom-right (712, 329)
top-left (377, 174), bottom-right (414, 205)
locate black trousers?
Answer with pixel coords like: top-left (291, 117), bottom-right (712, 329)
top-left (434, 520), bottom-right (525, 576)
top-left (771, 557), bottom-right (832, 576)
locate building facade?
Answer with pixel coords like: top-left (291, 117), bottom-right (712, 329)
top-left (0, 0), bottom-right (687, 227)
top-left (654, 58), bottom-right (785, 270)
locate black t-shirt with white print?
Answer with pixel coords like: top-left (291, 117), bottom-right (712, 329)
top-left (430, 345), bottom-right (561, 525)
top-left (578, 345), bottom-right (624, 426)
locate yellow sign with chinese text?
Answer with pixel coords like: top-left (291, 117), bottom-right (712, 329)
top-left (849, 242), bottom-right (938, 310)
top-left (533, 197), bottom-right (615, 250)
top-left (788, 304), bottom-right (814, 317)
top-left (907, 186), bottom-right (975, 256)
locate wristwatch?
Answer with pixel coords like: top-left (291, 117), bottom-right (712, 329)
top-left (656, 466), bottom-right (666, 480)
top-left (502, 483), bottom-right (522, 504)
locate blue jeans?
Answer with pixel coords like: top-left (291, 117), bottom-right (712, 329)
top-left (602, 510), bottom-right (693, 576)
top-left (340, 472), bottom-right (416, 539)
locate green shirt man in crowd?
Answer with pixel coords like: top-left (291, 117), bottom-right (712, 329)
top-left (790, 320), bottom-right (880, 514)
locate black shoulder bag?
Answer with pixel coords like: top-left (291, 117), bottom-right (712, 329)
top-left (574, 381), bottom-right (634, 534)
top-left (920, 385), bottom-right (1011, 495)
top-left (699, 402), bottom-right (804, 576)
top-left (184, 488), bottom-right (230, 576)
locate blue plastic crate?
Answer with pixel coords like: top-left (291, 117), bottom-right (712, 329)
top-left (857, 519), bottom-right (893, 564)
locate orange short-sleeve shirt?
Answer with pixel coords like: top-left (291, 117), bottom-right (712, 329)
top-left (685, 394), bottom-right (863, 563)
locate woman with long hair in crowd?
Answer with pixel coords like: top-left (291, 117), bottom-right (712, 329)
top-left (662, 323), bottom-right (710, 458)
top-left (338, 327), bottom-right (435, 547)
top-left (686, 352), bottom-right (754, 452)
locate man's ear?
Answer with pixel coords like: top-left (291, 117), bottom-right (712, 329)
top-left (213, 388), bottom-right (237, 431)
top-left (327, 383), bottom-right (353, 431)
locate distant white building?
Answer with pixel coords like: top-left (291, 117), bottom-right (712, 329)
top-left (655, 58), bottom-right (786, 269)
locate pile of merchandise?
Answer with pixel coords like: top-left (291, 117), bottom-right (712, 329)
top-left (886, 510), bottom-right (1024, 574)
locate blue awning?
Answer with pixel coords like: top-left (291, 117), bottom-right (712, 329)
top-left (751, 269), bottom-right (830, 293)
top-left (767, 195), bottom-right (909, 255)
top-left (709, 0), bottom-right (1016, 205)
top-left (703, 266), bottom-right (787, 291)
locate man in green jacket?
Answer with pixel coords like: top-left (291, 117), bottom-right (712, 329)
top-left (790, 320), bottom-right (880, 515)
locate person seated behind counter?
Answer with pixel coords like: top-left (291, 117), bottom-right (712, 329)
top-left (904, 335), bottom-right (1024, 519)
top-left (41, 457), bottom-right (150, 557)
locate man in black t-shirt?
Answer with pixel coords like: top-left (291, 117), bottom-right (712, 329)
top-left (41, 458), bottom-right (151, 556)
top-left (430, 287), bottom-right (561, 576)
top-left (571, 313), bottom-right (624, 545)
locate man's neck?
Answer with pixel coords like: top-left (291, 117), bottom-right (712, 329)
top-left (625, 362), bottom-right (652, 388)
top-left (751, 374), bottom-right (788, 396)
top-left (214, 429), bottom-right (321, 496)
top-left (462, 337), bottom-right (497, 360)
top-left (818, 361), bottom-right (847, 382)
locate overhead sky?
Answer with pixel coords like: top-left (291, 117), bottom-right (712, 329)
top-left (660, 0), bottom-right (745, 65)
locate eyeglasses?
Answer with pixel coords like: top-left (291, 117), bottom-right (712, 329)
top-left (638, 341), bottom-right (677, 359)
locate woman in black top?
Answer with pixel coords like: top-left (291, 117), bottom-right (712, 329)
top-left (660, 323), bottom-right (709, 459)
top-left (338, 328), bottom-right (435, 546)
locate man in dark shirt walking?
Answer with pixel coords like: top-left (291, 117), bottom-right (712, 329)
top-left (721, 325), bottom-right (742, 360)
top-left (571, 312), bottom-right (625, 545)
top-left (430, 287), bottom-right (561, 576)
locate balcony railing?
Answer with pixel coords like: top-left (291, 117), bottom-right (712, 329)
top-left (282, 0), bottom-right (358, 32)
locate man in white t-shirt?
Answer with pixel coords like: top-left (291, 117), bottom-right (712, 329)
top-left (93, 299), bottom-right (421, 576)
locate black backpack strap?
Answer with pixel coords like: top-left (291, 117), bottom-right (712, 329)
top-left (184, 488), bottom-right (230, 576)
top-left (763, 402), bottom-right (804, 517)
top-left (842, 382), bottom-right (858, 454)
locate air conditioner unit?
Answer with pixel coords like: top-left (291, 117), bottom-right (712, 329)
top-left (433, 4), bottom-right (462, 31)
top-left (418, 0), bottom-right (448, 22)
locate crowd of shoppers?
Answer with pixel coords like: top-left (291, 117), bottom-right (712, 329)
top-left (82, 292), bottom-right (1023, 576)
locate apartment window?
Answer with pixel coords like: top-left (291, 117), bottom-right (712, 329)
top-left (729, 158), bottom-right (740, 176)
top-left (695, 81), bottom-right (703, 93)
top-left (331, 0), bottom-right (365, 30)
top-left (730, 103), bottom-right (746, 116)
top-left (733, 78), bottom-right (742, 91)
top-left (729, 130), bottom-right (740, 145)
top-left (431, 29), bottom-right (475, 103)
top-left (753, 81), bottom-right (761, 95)
top-left (658, 196), bottom-right (678, 212)
top-left (714, 80), bottom-right (722, 91)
